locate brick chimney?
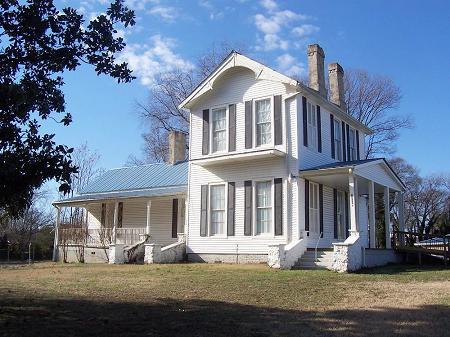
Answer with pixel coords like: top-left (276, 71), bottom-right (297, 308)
top-left (328, 63), bottom-right (346, 111)
top-left (168, 130), bottom-right (186, 165)
top-left (307, 44), bottom-right (327, 98)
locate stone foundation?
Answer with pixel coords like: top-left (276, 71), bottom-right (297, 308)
top-left (58, 246), bottom-right (109, 263)
top-left (108, 244), bottom-right (125, 264)
top-left (331, 234), bottom-right (363, 272)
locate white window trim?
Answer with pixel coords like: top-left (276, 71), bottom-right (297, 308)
top-left (253, 96), bottom-right (274, 149)
top-left (306, 101), bottom-right (318, 152)
top-left (209, 105), bottom-right (229, 154)
top-left (252, 178), bottom-right (275, 238)
top-left (334, 117), bottom-right (343, 161)
top-left (208, 182), bottom-right (228, 238)
top-left (309, 181), bottom-right (320, 234)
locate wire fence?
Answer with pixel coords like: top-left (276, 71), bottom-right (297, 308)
top-left (0, 243), bottom-right (36, 264)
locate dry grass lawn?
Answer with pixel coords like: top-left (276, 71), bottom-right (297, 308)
top-left (0, 262), bottom-right (449, 336)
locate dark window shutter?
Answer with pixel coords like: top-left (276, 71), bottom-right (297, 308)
top-left (244, 180), bottom-right (252, 236)
top-left (341, 121), bottom-right (346, 161)
top-left (319, 184), bottom-right (324, 234)
top-left (317, 105), bottom-right (322, 153)
top-left (101, 203), bottom-right (106, 227)
top-left (304, 179), bottom-right (309, 232)
top-left (227, 182), bottom-right (235, 236)
top-left (118, 202), bottom-right (123, 228)
top-left (200, 185), bottom-right (208, 237)
top-left (245, 100), bottom-right (253, 149)
top-left (172, 199), bottom-right (178, 238)
top-left (202, 109), bottom-right (210, 155)
top-left (345, 192), bottom-right (349, 238)
top-left (274, 95), bottom-right (282, 145)
top-left (229, 104), bottom-right (236, 152)
top-left (356, 130), bottom-right (360, 160)
top-left (302, 96), bottom-right (308, 147)
top-left (274, 178), bottom-right (283, 235)
top-left (346, 124), bottom-right (350, 160)
top-left (330, 114), bottom-right (335, 159)
top-left (333, 189), bottom-right (338, 239)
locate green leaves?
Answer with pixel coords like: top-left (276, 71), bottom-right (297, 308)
top-left (0, 0), bottom-right (136, 216)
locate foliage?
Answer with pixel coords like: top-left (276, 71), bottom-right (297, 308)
top-left (0, 0), bottom-right (135, 216)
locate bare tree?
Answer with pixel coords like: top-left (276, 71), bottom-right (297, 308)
top-left (59, 143), bottom-right (102, 226)
top-left (136, 42), bottom-right (244, 163)
top-left (344, 69), bottom-right (412, 158)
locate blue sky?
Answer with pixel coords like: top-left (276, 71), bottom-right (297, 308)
top-left (48, 0), bottom-right (450, 178)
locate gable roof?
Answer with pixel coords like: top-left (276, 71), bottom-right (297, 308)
top-left (178, 50), bottom-right (372, 135)
top-left (300, 158), bottom-right (406, 191)
top-left (54, 161), bottom-right (188, 205)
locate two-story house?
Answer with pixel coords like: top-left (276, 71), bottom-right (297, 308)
top-left (53, 44), bottom-right (406, 271)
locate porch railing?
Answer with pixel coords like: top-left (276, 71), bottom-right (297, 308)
top-left (58, 227), bottom-right (146, 247)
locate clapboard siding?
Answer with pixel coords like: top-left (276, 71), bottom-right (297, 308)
top-left (190, 67), bottom-right (295, 160)
top-left (188, 159), bottom-right (291, 254)
top-left (86, 198), bottom-right (182, 247)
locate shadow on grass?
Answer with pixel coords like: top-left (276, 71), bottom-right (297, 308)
top-left (357, 261), bottom-right (449, 275)
top-left (1, 296), bottom-right (449, 337)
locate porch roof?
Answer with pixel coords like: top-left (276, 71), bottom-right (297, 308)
top-left (300, 158), bottom-right (405, 192)
top-left (54, 161), bottom-right (188, 206)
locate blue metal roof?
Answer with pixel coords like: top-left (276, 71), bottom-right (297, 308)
top-left (79, 161), bottom-right (188, 194)
top-left (300, 158), bottom-right (381, 172)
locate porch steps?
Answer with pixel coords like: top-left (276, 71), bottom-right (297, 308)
top-left (292, 250), bottom-right (334, 270)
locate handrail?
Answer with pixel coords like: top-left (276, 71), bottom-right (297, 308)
top-left (315, 232), bottom-right (323, 261)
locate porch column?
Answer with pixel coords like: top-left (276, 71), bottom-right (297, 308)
top-left (384, 187), bottom-right (391, 249)
top-left (113, 201), bottom-right (119, 244)
top-left (348, 171), bottom-right (359, 234)
top-left (368, 180), bottom-right (376, 248)
top-left (52, 206), bottom-right (61, 262)
top-left (146, 200), bottom-right (152, 236)
top-left (397, 192), bottom-right (405, 246)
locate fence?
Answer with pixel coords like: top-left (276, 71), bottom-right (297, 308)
top-left (58, 227), bottom-right (145, 247)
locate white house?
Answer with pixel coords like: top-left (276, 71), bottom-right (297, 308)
top-left (54, 44), bottom-right (406, 272)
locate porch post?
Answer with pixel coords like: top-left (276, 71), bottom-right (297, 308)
top-left (146, 200), bottom-right (152, 236)
top-left (384, 187), bottom-right (391, 249)
top-left (397, 192), bottom-right (405, 245)
top-left (348, 171), bottom-right (359, 234)
top-left (368, 180), bottom-right (376, 248)
top-left (113, 201), bottom-right (119, 244)
top-left (52, 206), bottom-right (61, 262)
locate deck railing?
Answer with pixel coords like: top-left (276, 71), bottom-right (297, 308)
top-left (59, 227), bottom-right (146, 247)
top-left (392, 230), bottom-right (449, 266)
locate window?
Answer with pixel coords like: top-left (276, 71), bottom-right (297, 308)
top-left (255, 98), bottom-right (272, 146)
top-left (336, 191), bottom-right (346, 239)
top-left (334, 119), bottom-right (342, 161)
top-left (349, 127), bottom-right (356, 161)
top-left (309, 182), bottom-right (320, 233)
top-left (256, 181), bottom-right (272, 234)
top-left (211, 107), bottom-right (227, 153)
top-left (307, 102), bottom-right (317, 150)
top-left (210, 185), bottom-right (226, 236)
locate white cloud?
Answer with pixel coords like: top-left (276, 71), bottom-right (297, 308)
top-left (260, 0), bottom-right (278, 12)
top-left (292, 24), bottom-right (320, 38)
top-left (253, 2), bottom-right (312, 51)
top-left (148, 5), bottom-right (178, 22)
top-left (276, 53), bottom-right (306, 77)
top-left (119, 35), bottom-right (194, 87)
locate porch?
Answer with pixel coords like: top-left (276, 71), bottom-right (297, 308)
top-left (300, 159), bottom-right (406, 272)
top-left (53, 195), bottom-right (187, 264)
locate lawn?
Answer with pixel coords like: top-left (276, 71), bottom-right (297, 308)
top-left (0, 263), bottom-right (449, 337)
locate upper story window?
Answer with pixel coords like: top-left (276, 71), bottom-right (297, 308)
top-left (210, 184), bottom-right (226, 236)
top-left (348, 127), bottom-right (357, 161)
top-left (307, 102), bottom-right (317, 150)
top-left (309, 182), bottom-right (320, 234)
top-left (334, 118), bottom-right (342, 161)
top-left (255, 180), bottom-right (272, 235)
top-left (255, 98), bottom-right (272, 146)
top-left (211, 107), bottom-right (227, 153)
